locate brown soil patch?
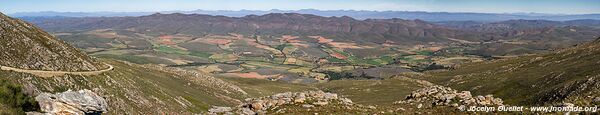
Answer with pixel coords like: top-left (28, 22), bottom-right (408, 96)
top-left (159, 35), bottom-right (173, 39)
top-left (159, 35), bottom-right (176, 45)
top-left (309, 36), bottom-right (333, 43)
top-left (86, 29), bottom-right (118, 38)
top-left (289, 43), bottom-right (310, 48)
top-left (203, 39), bottom-right (233, 45)
top-left (92, 32), bottom-right (117, 38)
top-left (383, 40), bottom-right (396, 47)
top-left (328, 42), bottom-right (363, 49)
top-left (428, 46), bottom-right (442, 51)
top-left (247, 41), bottom-right (282, 54)
top-left (225, 72), bottom-right (281, 79)
top-left (228, 33), bottom-right (244, 39)
top-left (309, 36), bottom-right (364, 49)
top-left (385, 40), bottom-right (396, 44)
top-left (330, 52), bottom-right (348, 59)
top-left (284, 58), bottom-right (298, 64)
top-left (158, 35), bottom-right (194, 45)
top-left (281, 35), bottom-right (302, 43)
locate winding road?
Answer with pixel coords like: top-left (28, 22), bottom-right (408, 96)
top-left (0, 64), bottom-right (114, 77)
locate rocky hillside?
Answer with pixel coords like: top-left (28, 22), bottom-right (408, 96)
top-left (1, 59), bottom-right (315, 114)
top-left (419, 38), bottom-right (600, 106)
top-left (0, 12), bottom-right (105, 71)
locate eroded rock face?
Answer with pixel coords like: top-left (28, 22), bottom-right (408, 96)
top-left (208, 91), bottom-right (353, 115)
top-left (395, 85), bottom-right (503, 109)
top-left (33, 89), bottom-right (108, 115)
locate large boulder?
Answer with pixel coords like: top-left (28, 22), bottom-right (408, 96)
top-left (208, 106), bottom-right (233, 114)
top-left (32, 89), bottom-right (108, 115)
top-left (396, 85), bottom-right (503, 109)
top-left (208, 90), bottom-right (355, 114)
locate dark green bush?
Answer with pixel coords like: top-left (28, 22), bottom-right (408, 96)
top-left (0, 79), bottom-right (39, 114)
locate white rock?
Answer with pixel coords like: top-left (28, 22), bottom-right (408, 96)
top-left (302, 104), bottom-right (315, 108)
top-left (35, 89), bottom-right (108, 114)
top-left (209, 106), bottom-right (233, 113)
top-left (593, 97), bottom-right (600, 103)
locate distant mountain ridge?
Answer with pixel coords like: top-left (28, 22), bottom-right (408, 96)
top-left (24, 13), bottom-right (460, 46)
top-left (438, 19), bottom-right (600, 30)
top-left (10, 9), bottom-right (600, 22)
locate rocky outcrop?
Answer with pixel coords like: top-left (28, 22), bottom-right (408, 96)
top-left (395, 85), bottom-right (503, 109)
top-left (208, 91), bottom-right (354, 115)
top-left (28, 89), bottom-right (108, 115)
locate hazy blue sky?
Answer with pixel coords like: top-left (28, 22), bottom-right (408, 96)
top-left (2, 0), bottom-right (599, 14)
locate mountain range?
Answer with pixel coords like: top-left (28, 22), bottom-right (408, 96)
top-left (22, 13), bottom-right (600, 57)
top-left (11, 9), bottom-right (600, 22)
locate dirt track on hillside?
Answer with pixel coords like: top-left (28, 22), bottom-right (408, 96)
top-left (0, 64), bottom-right (114, 77)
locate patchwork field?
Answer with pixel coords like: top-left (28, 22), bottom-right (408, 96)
top-left (50, 29), bottom-right (492, 83)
